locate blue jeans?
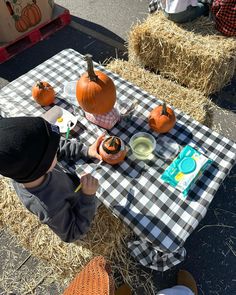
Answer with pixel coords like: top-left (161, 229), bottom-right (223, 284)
top-left (165, 3), bottom-right (209, 23)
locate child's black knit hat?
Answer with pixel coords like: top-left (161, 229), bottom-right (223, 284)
top-left (0, 116), bottom-right (60, 183)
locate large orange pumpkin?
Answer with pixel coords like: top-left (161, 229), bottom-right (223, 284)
top-left (99, 136), bottom-right (127, 165)
top-left (149, 102), bottom-right (176, 133)
top-left (32, 81), bottom-right (55, 106)
top-left (22, 3), bottom-right (42, 27)
top-left (76, 54), bottom-right (116, 115)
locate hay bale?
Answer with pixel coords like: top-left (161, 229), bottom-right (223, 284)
top-left (106, 59), bottom-right (213, 126)
top-left (0, 177), bottom-right (155, 294)
top-left (128, 12), bottom-right (236, 95)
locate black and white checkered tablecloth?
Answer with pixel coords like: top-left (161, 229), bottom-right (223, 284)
top-left (1, 49), bottom-right (236, 271)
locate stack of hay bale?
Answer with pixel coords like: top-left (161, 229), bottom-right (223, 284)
top-left (128, 12), bottom-right (236, 95)
top-left (106, 12), bottom-right (236, 126)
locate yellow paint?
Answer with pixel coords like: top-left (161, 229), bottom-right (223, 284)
top-left (175, 172), bottom-right (184, 181)
top-left (57, 117), bottom-right (63, 123)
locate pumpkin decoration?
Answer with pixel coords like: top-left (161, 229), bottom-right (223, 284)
top-left (99, 136), bottom-right (127, 165)
top-left (22, 2), bottom-right (42, 27)
top-left (148, 102), bottom-right (176, 133)
top-left (32, 81), bottom-right (55, 106)
top-left (76, 54), bottom-right (116, 115)
top-left (15, 15), bottom-right (30, 32)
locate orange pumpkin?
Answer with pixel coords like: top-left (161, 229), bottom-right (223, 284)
top-left (149, 102), bottom-right (176, 133)
top-left (32, 81), bottom-right (55, 106)
top-left (99, 136), bottom-right (127, 165)
top-left (22, 3), bottom-right (41, 27)
top-left (76, 54), bottom-right (116, 115)
top-left (15, 15), bottom-right (30, 32)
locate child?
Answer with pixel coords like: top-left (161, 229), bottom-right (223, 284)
top-left (0, 116), bottom-right (104, 243)
top-left (211, 0), bottom-right (236, 37)
top-left (149, 0), bottom-right (209, 23)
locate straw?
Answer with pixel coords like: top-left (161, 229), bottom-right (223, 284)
top-left (128, 12), bottom-right (236, 95)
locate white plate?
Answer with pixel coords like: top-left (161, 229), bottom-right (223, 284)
top-left (54, 108), bottom-right (78, 133)
top-left (42, 105), bottom-right (77, 134)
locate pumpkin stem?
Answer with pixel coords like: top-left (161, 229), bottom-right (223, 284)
top-left (103, 136), bottom-right (121, 154)
top-left (110, 136), bottom-right (117, 147)
top-left (36, 81), bottom-right (44, 89)
top-left (161, 102), bottom-right (168, 116)
top-left (84, 54), bottom-right (98, 82)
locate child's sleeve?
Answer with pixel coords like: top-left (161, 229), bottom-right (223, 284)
top-left (47, 192), bottom-right (97, 243)
top-left (58, 137), bottom-right (89, 162)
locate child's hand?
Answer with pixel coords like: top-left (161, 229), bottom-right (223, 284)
top-left (88, 133), bottom-right (106, 160)
top-left (80, 173), bottom-right (99, 196)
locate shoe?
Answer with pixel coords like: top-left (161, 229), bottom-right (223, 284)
top-left (115, 283), bottom-right (132, 295)
top-left (177, 270), bottom-right (198, 295)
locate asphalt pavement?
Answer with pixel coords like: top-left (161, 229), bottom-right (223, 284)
top-left (0, 1), bottom-right (235, 294)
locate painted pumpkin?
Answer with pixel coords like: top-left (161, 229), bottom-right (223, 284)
top-left (99, 136), bottom-right (127, 165)
top-left (15, 15), bottom-right (30, 32)
top-left (32, 81), bottom-right (55, 106)
top-left (76, 54), bottom-right (116, 115)
top-left (22, 3), bottom-right (42, 27)
top-left (149, 102), bottom-right (176, 133)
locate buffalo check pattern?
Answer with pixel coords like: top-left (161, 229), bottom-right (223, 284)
top-left (0, 49), bottom-right (236, 271)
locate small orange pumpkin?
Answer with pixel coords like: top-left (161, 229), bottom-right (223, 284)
top-left (99, 136), bottom-right (127, 165)
top-left (149, 102), bottom-right (176, 133)
top-left (32, 81), bottom-right (55, 106)
top-left (76, 54), bottom-right (116, 115)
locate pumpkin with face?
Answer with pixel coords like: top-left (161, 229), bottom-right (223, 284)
top-left (99, 136), bottom-right (127, 165)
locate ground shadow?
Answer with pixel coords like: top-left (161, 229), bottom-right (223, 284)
top-left (210, 75), bottom-right (236, 112)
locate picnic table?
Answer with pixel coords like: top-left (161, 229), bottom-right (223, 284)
top-left (0, 48), bottom-right (235, 271)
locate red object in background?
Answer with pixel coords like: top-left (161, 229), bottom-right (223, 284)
top-left (211, 0), bottom-right (236, 37)
top-left (0, 5), bottom-right (71, 64)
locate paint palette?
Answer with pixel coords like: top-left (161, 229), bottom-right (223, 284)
top-left (41, 105), bottom-right (77, 133)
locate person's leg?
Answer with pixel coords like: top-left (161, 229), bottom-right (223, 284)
top-left (157, 285), bottom-right (194, 295)
top-left (165, 3), bottom-right (209, 23)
